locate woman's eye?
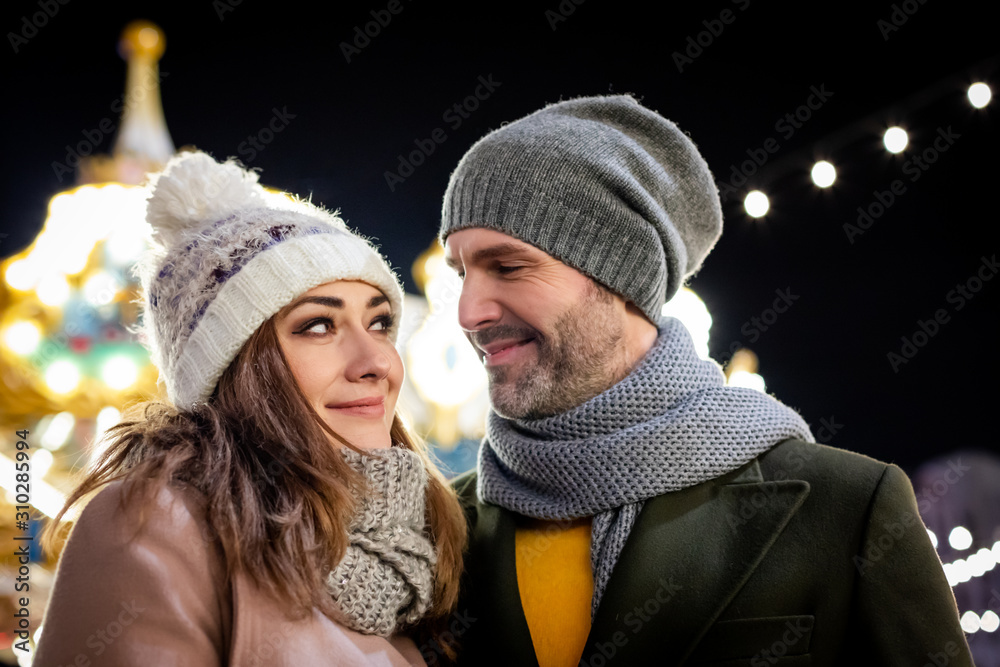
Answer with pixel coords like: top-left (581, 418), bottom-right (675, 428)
top-left (370, 314), bottom-right (395, 332)
top-left (299, 318), bottom-right (332, 336)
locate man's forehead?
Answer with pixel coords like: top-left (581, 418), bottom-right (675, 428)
top-left (443, 228), bottom-right (549, 265)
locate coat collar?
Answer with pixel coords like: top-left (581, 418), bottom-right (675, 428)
top-left (465, 455), bottom-right (810, 666)
top-left (581, 457), bottom-right (810, 664)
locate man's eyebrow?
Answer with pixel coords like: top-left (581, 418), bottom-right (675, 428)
top-left (445, 242), bottom-right (530, 268)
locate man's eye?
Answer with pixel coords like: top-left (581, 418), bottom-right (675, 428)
top-left (496, 265), bottom-right (522, 275)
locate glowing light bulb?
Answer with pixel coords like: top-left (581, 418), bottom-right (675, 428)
top-left (744, 190), bottom-right (769, 218)
top-left (949, 526), bottom-right (972, 551)
top-left (968, 82), bottom-right (992, 109)
top-left (811, 160), bottom-right (836, 188)
top-left (883, 127), bottom-right (908, 154)
top-left (960, 611), bottom-right (981, 633)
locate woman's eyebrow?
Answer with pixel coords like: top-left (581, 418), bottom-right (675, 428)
top-left (283, 293), bottom-right (389, 316)
top-left (285, 295), bottom-right (344, 314)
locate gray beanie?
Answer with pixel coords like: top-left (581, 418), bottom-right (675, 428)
top-left (439, 94), bottom-right (723, 323)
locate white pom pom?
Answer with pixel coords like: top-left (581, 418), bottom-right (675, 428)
top-left (145, 151), bottom-right (267, 249)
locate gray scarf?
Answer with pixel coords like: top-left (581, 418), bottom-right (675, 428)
top-left (327, 445), bottom-right (437, 636)
top-left (479, 316), bottom-right (815, 618)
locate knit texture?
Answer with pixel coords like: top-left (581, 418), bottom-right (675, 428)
top-left (133, 151), bottom-right (405, 410)
top-left (327, 446), bottom-right (437, 637)
top-left (478, 316), bottom-right (815, 618)
top-left (439, 94), bottom-right (723, 322)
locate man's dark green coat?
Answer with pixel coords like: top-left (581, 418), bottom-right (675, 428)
top-left (447, 438), bottom-right (973, 666)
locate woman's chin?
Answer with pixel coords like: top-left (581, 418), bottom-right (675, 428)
top-left (354, 438), bottom-right (392, 450)
top-left (324, 426), bottom-right (392, 450)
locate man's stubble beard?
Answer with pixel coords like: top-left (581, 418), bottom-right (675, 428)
top-left (487, 282), bottom-right (632, 420)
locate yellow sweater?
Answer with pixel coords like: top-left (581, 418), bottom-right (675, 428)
top-left (514, 516), bottom-right (594, 667)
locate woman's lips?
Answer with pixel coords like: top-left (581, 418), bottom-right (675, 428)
top-left (326, 397), bottom-right (385, 418)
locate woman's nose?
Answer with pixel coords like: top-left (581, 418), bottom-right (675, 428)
top-left (344, 330), bottom-right (392, 381)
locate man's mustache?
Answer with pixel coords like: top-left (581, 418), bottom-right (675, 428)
top-left (468, 324), bottom-right (541, 350)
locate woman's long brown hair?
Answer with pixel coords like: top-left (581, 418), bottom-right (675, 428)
top-left (41, 314), bottom-right (467, 656)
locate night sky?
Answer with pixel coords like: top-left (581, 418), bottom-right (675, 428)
top-left (1, 0), bottom-right (997, 473)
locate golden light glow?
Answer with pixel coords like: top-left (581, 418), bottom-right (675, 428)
top-left (407, 257), bottom-right (487, 407)
top-left (661, 287), bottom-right (713, 359)
top-left (36, 273), bottom-right (70, 307)
top-left (45, 360), bottom-right (81, 394)
top-left (3, 321), bottom-right (41, 356)
top-left (101, 355), bottom-right (138, 390)
top-left (4, 258), bottom-right (40, 291)
top-left (40, 412), bottom-right (75, 450)
top-left (120, 20), bottom-right (166, 59)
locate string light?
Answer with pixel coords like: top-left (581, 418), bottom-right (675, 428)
top-left (883, 126), bottom-right (908, 154)
top-left (961, 611), bottom-right (981, 633)
top-left (968, 82), bottom-right (991, 108)
top-left (941, 539), bottom-right (999, 587)
top-left (811, 160), bottom-right (836, 187)
top-left (948, 526), bottom-right (972, 550)
top-left (726, 59), bottom-right (994, 216)
top-left (744, 190), bottom-right (769, 218)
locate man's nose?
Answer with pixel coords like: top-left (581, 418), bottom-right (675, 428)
top-left (457, 273), bottom-right (503, 332)
top-left (344, 330), bottom-right (392, 381)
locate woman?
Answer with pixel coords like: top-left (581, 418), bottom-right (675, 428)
top-left (34, 151), bottom-right (467, 666)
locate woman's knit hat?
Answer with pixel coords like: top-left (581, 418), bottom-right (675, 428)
top-left (132, 150), bottom-right (405, 411)
top-left (439, 94), bottom-right (723, 323)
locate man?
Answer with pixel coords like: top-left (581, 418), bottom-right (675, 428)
top-left (437, 95), bottom-right (972, 666)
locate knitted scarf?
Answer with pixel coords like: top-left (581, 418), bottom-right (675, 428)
top-left (479, 316), bottom-right (815, 618)
top-left (327, 445), bottom-right (437, 636)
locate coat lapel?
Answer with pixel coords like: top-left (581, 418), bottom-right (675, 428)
top-left (580, 459), bottom-right (811, 665)
top-left (464, 500), bottom-right (539, 666)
